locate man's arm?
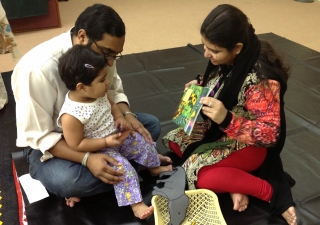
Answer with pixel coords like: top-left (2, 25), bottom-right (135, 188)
top-left (108, 94), bottom-right (124, 119)
top-left (12, 66), bottom-right (64, 154)
top-left (49, 139), bottom-right (124, 184)
top-left (107, 62), bottom-right (129, 110)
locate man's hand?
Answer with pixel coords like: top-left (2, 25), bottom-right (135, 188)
top-left (125, 115), bottom-right (153, 143)
top-left (114, 116), bottom-right (131, 131)
top-left (86, 153), bottom-right (125, 184)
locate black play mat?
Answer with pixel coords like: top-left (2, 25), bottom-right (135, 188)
top-left (1, 33), bottom-right (320, 225)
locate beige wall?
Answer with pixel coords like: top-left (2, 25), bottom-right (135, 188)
top-left (1, 0), bottom-right (320, 73)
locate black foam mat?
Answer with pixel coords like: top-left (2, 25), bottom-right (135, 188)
top-left (1, 33), bottom-right (320, 225)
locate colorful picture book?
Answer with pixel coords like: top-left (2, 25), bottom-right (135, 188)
top-left (172, 84), bottom-right (211, 135)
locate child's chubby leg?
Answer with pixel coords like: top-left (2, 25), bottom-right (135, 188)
top-left (101, 147), bottom-right (153, 219)
top-left (119, 133), bottom-right (172, 176)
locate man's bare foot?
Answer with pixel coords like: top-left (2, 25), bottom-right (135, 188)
top-left (158, 154), bottom-right (172, 166)
top-left (230, 193), bottom-right (249, 212)
top-left (282, 206), bottom-right (297, 225)
top-left (149, 164), bottom-right (172, 177)
top-left (131, 202), bottom-right (154, 219)
top-left (65, 197), bottom-right (81, 207)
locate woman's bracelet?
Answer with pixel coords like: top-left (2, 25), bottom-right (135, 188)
top-left (82, 152), bottom-right (90, 167)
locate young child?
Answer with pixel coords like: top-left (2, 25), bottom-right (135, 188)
top-left (57, 45), bottom-right (172, 219)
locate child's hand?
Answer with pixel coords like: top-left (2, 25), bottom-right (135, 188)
top-left (114, 116), bottom-right (131, 131)
top-left (105, 130), bottom-right (132, 147)
top-left (105, 132), bottom-right (124, 147)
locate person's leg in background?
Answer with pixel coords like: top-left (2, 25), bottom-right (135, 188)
top-left (0, 1), bottom-right (20, 59)
top-left (0, 74), bottom-right (8, 110)
top-left (0, 1), bottom-right (20, 110)
top-left (0, 73), bottom-right (8, 109)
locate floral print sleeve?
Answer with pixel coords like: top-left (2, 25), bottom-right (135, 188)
top-left (224, 80), bottom-right (281, 147)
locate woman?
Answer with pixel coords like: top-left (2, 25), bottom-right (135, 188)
top-left (163, 4), bottom-right (297, 225)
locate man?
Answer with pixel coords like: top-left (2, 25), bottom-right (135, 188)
top-left (11, 4), bottom-right (168, 207)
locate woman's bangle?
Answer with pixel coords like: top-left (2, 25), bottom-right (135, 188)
top-left (82, 152), bottom-right (90, 167)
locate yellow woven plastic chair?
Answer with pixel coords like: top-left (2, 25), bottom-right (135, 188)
top-left (152, 189), bottom-right (227, 225)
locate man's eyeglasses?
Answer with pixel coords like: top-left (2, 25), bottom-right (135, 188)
top-left (91, 39), bottom-right (123, 61)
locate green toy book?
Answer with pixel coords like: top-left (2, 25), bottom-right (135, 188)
top-left (172, 84), bottom-right (211, 135)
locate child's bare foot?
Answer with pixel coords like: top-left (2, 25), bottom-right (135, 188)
top-left (282, 206), bottom-right (297, 225)
top-left (158, 154), bottom-right (172, 166)
top-left (139, 154), bottom-right (172, 172)
top-left (149, 164), bottom-right (172, 177)
top-left (230, 193), bottom-right (249, 212)
top-left (65, 197), bottom-right (81, 207)
top-left (131, 202), bottom-right (154, 219)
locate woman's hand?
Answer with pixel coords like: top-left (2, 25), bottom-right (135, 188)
top-left (200, 97), bottom-right (228, 124)
top-left (86, 153), bottom-right (125, 185)
top-left (184, 79), bottom-right (198, 91)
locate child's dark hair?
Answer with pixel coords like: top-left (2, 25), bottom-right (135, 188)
top-left (59, 45), bottom-right (107, 90)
